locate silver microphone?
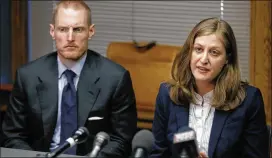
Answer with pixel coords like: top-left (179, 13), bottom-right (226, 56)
top-left (131, 129), bottom-right (154, 158)
top-left (89, 131), bottom-right (110, 158)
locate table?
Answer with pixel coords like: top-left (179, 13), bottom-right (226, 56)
top-left (0, 147), bottom-right (85, 157)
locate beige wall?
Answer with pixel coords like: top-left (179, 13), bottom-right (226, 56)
top-left (29, 1), bottom-right (53, 60)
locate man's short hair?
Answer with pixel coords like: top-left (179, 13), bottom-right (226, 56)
top-left (52, 0), bottom-right (92, 25)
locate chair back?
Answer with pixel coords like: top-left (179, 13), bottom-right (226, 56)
top-left (107, 41), bottom-right (181, 129)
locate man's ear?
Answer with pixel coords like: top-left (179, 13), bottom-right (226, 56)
top-left (88, 24), bottom-right (95, 39)
top-left (49, 24), bottom-right (55, 39)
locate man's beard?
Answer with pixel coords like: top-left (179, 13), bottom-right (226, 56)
top-left (59, 50), bottom-right (86, 61)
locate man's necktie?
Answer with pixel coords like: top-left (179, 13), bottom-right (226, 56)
top-left (60, 69), bottom-right (77, 155)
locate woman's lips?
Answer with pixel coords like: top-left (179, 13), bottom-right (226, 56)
top-left (197, 66), bottom-right (209, 72)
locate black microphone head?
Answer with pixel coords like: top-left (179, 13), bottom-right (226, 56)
top-left (74, 127), bottom-right (90, 144)
top-left (173, 126), bottom-right (198, 158)
top-left (94, 131), bottom-right (110, 147)
top-left (132, 129), bottom-right (154, 153)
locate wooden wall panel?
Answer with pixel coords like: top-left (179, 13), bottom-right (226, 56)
top-left (250, 1), bottom-right (272, 125)
top-left (11, 1), bottom-right (28, 80)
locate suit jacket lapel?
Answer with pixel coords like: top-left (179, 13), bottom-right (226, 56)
top-left (36, 53), bottom-right (58, 144)
top-left (208, 109), bottom-right (230, 158)
top-left (77, 50), bottom-right (100, 127)
top-left (175, 104), bottom-right (189, 131)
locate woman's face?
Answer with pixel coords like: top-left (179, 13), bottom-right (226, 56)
top-left (190, 34), bottom-right (227, 86)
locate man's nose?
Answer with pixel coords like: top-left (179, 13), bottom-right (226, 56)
top-left (67, 29), bottom-right (75, 41)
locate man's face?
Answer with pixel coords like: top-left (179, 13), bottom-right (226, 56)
top-left (50, 7), bottom-right (94, 61)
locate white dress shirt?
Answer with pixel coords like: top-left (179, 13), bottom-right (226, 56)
top-left (188, 90), bottom-right (215, 155)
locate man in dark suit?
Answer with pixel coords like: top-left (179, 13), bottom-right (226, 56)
top-left (1, 1), bottom-right (137, 157)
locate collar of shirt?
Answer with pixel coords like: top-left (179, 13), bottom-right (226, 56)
top-left (57, 52), bottom-right (87, 79)
top-left (193, 90), bottom-right (213, 106)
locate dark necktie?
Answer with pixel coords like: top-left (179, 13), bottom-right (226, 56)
top-left (60, 70), bottom-right (77, 155)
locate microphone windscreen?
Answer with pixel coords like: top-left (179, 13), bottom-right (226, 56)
top-left (74, 127), bottom-right (90, 144)
top-left (94, 131), bottom-right (110, 146)
top-left (132, 129), bottom-right (154, 152)
top-left (77, 127), bottom-right (89, 136)
top-left (97, 131), bottom-right (110, 140)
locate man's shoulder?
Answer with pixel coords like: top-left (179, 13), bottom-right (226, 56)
top-left (88, 50), bottom-right (127, 75)
top-left (18, 52), bottom-right (57, 73)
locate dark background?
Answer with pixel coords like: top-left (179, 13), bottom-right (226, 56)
top-left (0, 0), bottom-right (12, 84)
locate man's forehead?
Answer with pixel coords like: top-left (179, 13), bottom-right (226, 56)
top-left (59, 7), bottom-right (80, 15)
top-left (56, 7), bottom-right (86, 17)
top-left (54, 8), bottom-right (88, 26)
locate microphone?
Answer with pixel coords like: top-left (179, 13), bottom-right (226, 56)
top-left (172, 126), bottom-right (199, 158)
top-left (46, 127), bottom-right (89, 158)
top-left (89, 131), bottom-right (110, 158)
top-left (131, 129), bottom-right (154, 158)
